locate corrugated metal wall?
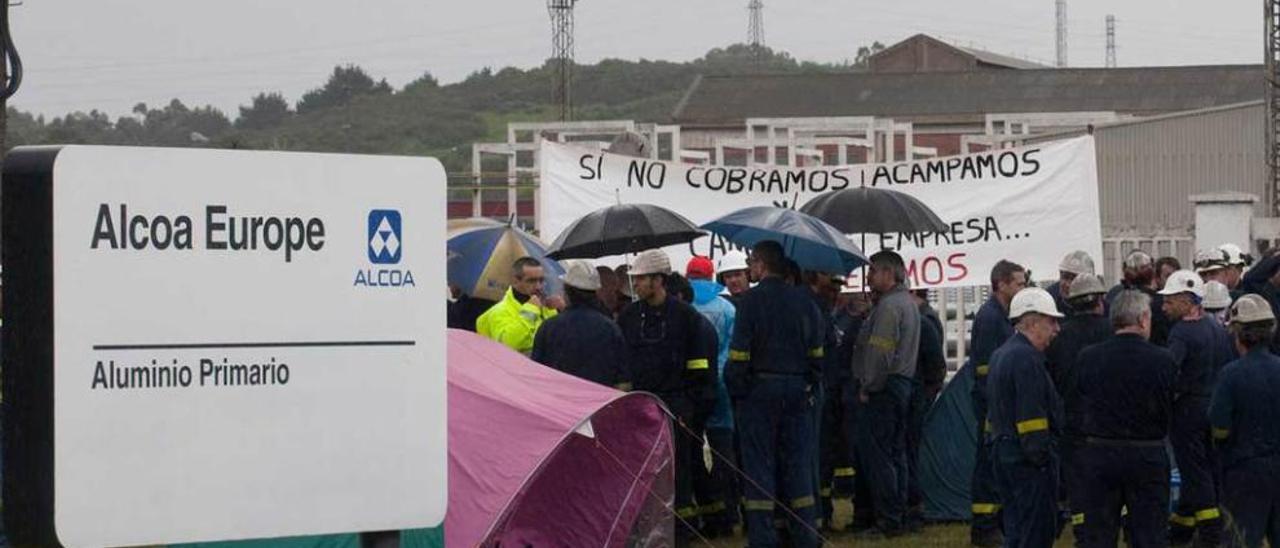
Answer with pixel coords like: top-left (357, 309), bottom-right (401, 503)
top-left (1090, 102), bottom-right (1266, 233)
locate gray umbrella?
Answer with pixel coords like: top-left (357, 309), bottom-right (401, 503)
top-left (799, 187), bottom-right (948, 234)
top-left (545, 203), bottom-right (704, 260)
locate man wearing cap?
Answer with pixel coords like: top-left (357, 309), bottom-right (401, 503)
top-left (531, 259), bottom-right (630, 390)
top-left (726, 240), bottom-right (825, 548)
top-left (849, 250), bottom-right (920, 538)
top-left (1193, 248), bottom-right (1230, 286)
top-left (1105, 251), bottom-right (1171, 346)
top-left (1044, 273), bottom-right (1112, 523)
top-left (1241, 248), bottom-right (1280, 354)
top-left (1217, 243), bottom-right (1253, 297)
top-left (969, 259), bottom-right (1026, 547)
top-left (684, 256), bottom-right (739, 537)
top-left (987, 287), bottom-right (1065, 548)
top-left (1069, 290), bottom-right (1176, 547)
top-left (617, 249), bottom-right (718, 541)
top-left (1203, 281), bottom-right (1233, 323)
top-left (476, 256), bottom-right (558, 355)
top-left (1160, 269), bottom-right (1236, 546)
top-left (1209, 294), bottom-right (1280, 548)
top-left (1047, 250), bottom-right (1095, 316)
top-left (717, 250), bottom-right (752, 306)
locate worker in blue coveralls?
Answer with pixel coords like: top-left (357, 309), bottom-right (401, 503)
top-left (970, 259), bottom-right (1027, 547)
top-left (1159, 269), bottom-right (1236, 547)
top-left (987, 287), bottom-right (1064, 548)
top-left (850, 251), bottom-right (920, 539)
top-left (799, 270), bottom-right (843, 531)
top-left (617, 249), bottom-right (718, 545)
top-left (832, 287), bottom-right (870, 509)
top-left (1209, 294), bottom-right (1280, 548)
top-left (1071, 290), bottom-right (1176, 548)
top-left (1240, 248), bottom-right (1280, 354)
top-left (725, 240), bottom-right (825, 548)
top-left (1043, 273), bottom-right (1112, 525)
top-left (684, 255), bottom-right (739, 538)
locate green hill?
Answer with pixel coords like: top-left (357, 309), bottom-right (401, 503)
top-left (5, 43), bottom-right (881, 173)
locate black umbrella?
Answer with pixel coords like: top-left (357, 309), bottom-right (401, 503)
top-left (799, 187), bottom-right (949, 234)
top-left (545, 203), bottom-right (704, 260)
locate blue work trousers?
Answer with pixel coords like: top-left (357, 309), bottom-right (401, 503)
top-left (738, 375), bottom-right (819, 548)
top-left (853, 375), bottom-right (913, 533)
top-left (1072, 444), bottom-right (1169, 548)
top-left (992, 437), bottom-right (1059, 548)
top-left (1222, 456), bottom-right (1280, 548)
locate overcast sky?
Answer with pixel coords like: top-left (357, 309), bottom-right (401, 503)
top-left (9, 0), bottom-right (1261, 119)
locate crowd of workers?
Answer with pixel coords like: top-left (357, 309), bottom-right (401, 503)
top-left (449, 241), bottom-right (1280, 548)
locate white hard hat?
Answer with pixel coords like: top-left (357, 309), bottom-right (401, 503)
top-left (1218, 243), bottom-right (1251, 267)
top-left (1009, 287), bottom-right (1065, 320)
top-left (1067, 274), bottom-right (1107, 299)
top-left (1202, 281), bottom-right (1231, 310)
top-left (630, 249), bottom-right (673, 277)
top-left (1194, 249), bottom-right (1228, 274)
top-left (560, 259), bottom-right (601, 291)
top-left (1124, 250), bottom-right (1154, 270)
top-left (1058, 250), bottom-right (1096, 276)
top-left (1158, 269), bottom-right (1206, 298)
top-left (1229, 293), bottom-right (1276, 325)
top-left (718, 250), bottom-right (749, 273)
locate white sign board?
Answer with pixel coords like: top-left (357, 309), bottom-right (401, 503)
top-left (2, 146), bottom-right (447, 547)
top-left (540, 137), bottom-right (1102, 289)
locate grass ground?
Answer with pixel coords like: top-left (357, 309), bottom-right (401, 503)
top-left (705, 500), bottom-right (1078, 547)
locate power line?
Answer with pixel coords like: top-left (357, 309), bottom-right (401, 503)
top-left (748, 0), bottom-right (765, 63)
top-left (547, 0), bottom-right (577, 121)
top-left (1106, 15), bottom-right (1117, 67)
top-left (1056, 0), bottom-right (1069, 67)
top-left (1267, 0), bottom-right (1280, 213)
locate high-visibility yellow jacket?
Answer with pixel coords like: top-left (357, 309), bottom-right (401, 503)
top-left (476, 288), bottom-right (557, 355)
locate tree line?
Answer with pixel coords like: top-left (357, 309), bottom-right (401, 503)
top-left (6, 43), bottom-right (884, 173)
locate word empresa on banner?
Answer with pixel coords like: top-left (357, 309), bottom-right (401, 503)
top-left (1, 146), bottom-right (448, 547)
top-left (542, 137), bottom-right (1102, 290)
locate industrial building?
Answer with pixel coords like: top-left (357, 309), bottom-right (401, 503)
top-left (460, 33), bottom-right (1272, 366)
top-left (466, 35), bottom-right (1268, 262)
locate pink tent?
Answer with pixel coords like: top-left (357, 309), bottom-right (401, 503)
top-left (445, 329), bottom-right (674, 547)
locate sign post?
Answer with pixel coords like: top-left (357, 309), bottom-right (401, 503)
top-left (2, 146), bottom-right (448, 547)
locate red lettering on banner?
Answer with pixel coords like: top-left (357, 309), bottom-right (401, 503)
top-left (902, 252), bottom-right (971, 288)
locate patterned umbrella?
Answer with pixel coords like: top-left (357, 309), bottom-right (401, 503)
top-left (448, 218), bottom-right (563, 302)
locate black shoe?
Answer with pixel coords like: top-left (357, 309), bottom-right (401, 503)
top-left (1169, 524), bottom-right (1194, 548)
top-left (906, 518), bottom-right (924, 534)
top-left (971, 527), bottom-right (1004, 548)
top-left (906, 508), bottom-right (926, 533)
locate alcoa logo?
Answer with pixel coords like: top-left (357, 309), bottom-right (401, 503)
top-left (368, 209), bottom-right (402, 264)
top-left (355, 209), bottom-right (416, 288)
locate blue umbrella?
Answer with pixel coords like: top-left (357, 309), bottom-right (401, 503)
top-left (700, 206), bottom-right (868, 275)
top-left (448, 218), bottom-right (564, 301)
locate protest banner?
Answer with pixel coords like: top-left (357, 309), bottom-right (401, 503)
top-left (540, 137), bottom-right (1101, 289)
